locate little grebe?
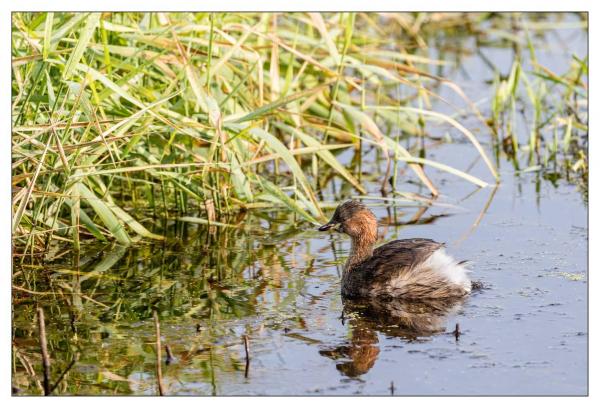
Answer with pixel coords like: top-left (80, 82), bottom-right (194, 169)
top-left (318, 200), bottom-right (471, 299)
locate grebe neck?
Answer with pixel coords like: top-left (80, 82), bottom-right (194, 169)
top-left (344, 235), bottom-right (375, 274)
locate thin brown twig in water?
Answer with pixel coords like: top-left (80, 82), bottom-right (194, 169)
top-left (243, 335), bottom-right (250, 378)
top-left (153, 310), bottom-right (166, 396)
top-left (49, 354), bottom-right (78, 394)
top-left (165, 345), bottom-right (174, 365)
top-left (380, 155), bottom-right (392, 196)
top-left (37, 307), bottom-right (51, 395)
top-left (453, 323), bottom-right (461, 341)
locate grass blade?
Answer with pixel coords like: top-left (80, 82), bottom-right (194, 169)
top-left (249, 127), bottom-right (325, 220)
top-left (62, 13), bottom-right (101, 80)
top-left (42, 13), bottom-right (54, 60)
top-left (274, 122), bottom-right (366, 194)
top-left (258, 178), bottom-right (320, 224)
top-left (367, 105), bottom-right (499, 181)
top-left (76, 182), bottom-right (131, 245)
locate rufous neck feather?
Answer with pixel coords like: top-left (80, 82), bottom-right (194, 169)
top-left (344, 212), bottom-right (377, 273)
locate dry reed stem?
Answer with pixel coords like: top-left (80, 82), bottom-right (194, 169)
top-left (153, 310), bottom-right (166, 396)
top-left (37, 307), bottom-right (51, 395)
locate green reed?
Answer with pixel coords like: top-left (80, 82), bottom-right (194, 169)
top-left (14, 12), bottom-right (586, 250)
top-left (487, 14), bottom-right (588, 198)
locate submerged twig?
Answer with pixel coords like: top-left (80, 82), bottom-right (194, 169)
top-left (37, 307), bottom-right (51, 395)
top-left (380, 155), bottom-right (392, 196)
top-left (165, 344), bottom-right (175, 365)
top-left (453, 323), bottom-right (461, 341)
top-left (153, 310), bottom-right (166, 396)
top-left (243, 334), bottom-right (250, 378)
top-left (49, 354), bottom-right (78, 394)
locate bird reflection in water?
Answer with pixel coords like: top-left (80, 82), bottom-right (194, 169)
top-left (319, 296), bottom-right (465, 377)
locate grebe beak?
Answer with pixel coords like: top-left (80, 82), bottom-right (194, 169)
top-left (318, 222), bottom-right (338, 231)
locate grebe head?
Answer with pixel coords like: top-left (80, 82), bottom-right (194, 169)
top-left (318, 200), bottom-right (378, 241)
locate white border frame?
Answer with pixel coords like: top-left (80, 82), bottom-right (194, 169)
top-left (1, 2), bottom-right (595, 407)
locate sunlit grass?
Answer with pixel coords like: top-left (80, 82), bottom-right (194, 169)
top-left (486, 15), bottom-right (588, 198)
top-left (12, 12), bottom-right (501, 249)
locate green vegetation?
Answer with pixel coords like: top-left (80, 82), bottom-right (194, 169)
top-left (12, 12), bottom-right (504, 250)
top-left (11, 12), bottom-right (588, 396)
top-left (487, 18), bottom-right (588, 198)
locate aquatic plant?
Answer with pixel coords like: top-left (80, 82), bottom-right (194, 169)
top-left (12, 12), bottom-right (498, 250)
top-left (486, 14), bottom-right (588, 198)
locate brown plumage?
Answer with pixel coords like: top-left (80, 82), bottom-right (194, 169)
top-left (319, 200), bottom-right (471, 299)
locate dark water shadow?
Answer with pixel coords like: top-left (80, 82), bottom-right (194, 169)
top-left (320, 296), bottom-right (465, 377)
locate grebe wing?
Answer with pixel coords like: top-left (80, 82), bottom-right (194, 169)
top-left (371, 238), bottom-right (444, 266)
top-left (362, 239), bottom-right (469, 298)
top-left (358, 238), bottom-right (443, 283)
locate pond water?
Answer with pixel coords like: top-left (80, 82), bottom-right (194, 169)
top-left (12, 15), bottom-right (587, 395)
